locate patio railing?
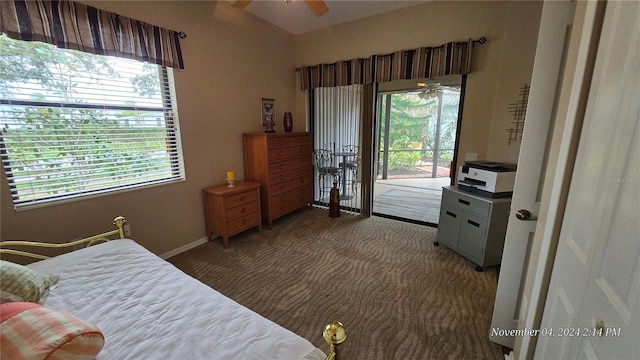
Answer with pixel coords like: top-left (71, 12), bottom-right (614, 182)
top-left (378, 149), bottom-right (453, 179)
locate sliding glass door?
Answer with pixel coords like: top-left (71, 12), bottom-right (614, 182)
top-left (308, 76), bottom-right (464, 223)
top-left (372, 77), bottom-right (462, 225)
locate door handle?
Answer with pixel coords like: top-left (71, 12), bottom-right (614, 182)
top-left (515, 209), bottom-right (537, 221)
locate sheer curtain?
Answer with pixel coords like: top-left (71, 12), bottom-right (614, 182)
top-left (311, 85), bottom-right (363, 212)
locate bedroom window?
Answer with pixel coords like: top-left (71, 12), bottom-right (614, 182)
top-left (0, 34), bottom-right (185, 209)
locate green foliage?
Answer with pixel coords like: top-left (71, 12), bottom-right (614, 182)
top-left (131, 63), bottom-right (161, 98)
top-left (380, 91), bottom-right (459, 173)
top-left (388, 136), bottom-right (420, 171)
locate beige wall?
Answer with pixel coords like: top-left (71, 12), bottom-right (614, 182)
top-left (294, 1), bottom-right (542, 167)
top-left (1, 1), bottom-right (543, 257)
top-left (0, 1), bottom-right (297, 255)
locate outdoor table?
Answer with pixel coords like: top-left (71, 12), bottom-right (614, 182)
top-left (334, 151), bottom-right (356, 200)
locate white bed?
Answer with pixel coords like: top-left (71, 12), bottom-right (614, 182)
top-left (25, 239), bottom-right (326, 360)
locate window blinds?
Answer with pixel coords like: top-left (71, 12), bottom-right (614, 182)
top-left (0, 36), bottom-right (185, 208)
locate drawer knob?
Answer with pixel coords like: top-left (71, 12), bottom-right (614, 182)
top-left (515, 209), bottom-right (536, 221)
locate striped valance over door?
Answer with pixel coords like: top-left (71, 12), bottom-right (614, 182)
top-left (0, 0), bottom-right (184, 69)
top-left (300, 39), bottom-right (476, 90)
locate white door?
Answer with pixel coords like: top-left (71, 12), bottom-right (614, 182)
top-left (490, 0), bottom-right (576, 348)
top-left (536, 1), bottom-right (640, 358)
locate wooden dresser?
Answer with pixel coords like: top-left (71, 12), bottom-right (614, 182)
top-left (243, 132), bottom-right (313, 228)
top-left (202, 181), bottom-right (262, 248)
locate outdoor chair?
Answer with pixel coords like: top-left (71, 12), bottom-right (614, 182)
top-left (314, 149), bottom-right (342, 200)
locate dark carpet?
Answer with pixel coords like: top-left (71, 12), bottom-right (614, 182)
top-left (167, 206), bottom-right (503, 360)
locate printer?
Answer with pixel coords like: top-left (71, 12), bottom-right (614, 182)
top-left (457, 160), bottom-right (517, 198)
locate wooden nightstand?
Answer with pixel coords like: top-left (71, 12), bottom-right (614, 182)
top-left (203, 181), bottom-right (262, 248)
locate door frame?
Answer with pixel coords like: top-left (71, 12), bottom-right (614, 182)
top-left (512, 1), bottom-right (606, 357)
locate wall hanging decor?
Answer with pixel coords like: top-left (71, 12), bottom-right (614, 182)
top-left (506, 83), bottom-right (530, 145)
top-left (260, 98), bottom-right (276, 133)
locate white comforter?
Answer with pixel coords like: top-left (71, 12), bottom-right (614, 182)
top-left (28, 240), bottom-right (325, 360)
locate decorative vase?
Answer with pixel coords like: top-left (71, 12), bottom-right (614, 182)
top-left (329, 179), bottom-right (340, 218)
top-left (283, 112), bottom-right (293, 132)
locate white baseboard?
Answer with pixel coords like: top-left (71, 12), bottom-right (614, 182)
top-left (160, 236), bottom-right (209, 259)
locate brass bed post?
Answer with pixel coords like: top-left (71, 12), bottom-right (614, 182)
top-left (113, 216), bottom-right (127, 239)
top-left (323, 321), bottom-right (346, 360)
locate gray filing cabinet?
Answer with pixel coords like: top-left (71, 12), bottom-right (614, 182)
top-left (436, 186), bottom-right (511, 271)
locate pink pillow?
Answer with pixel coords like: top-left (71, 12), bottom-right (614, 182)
top-left (0, 302), bottom-right (104, 360)
top-left (0, 302), bottom-right (41, 323)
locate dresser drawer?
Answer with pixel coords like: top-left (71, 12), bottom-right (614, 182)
top-left (269, 166), bottom-right (312, 185)
top-left (267, 137), bottom-right (291, 149)
top-left (268, 157), bottom-right (312, 175)
top-left (227, 212), bottom-right (261, 236)
top-left (225, 189), bottom-right (258, 209)
top-left (290, 135), bottom-right (311, 147)
top-left (442, 188), bottom-right (491, 217)
top-left (270, 186), bottom-right (312, 219)
top-left (291, 144), bottom-right (310, 157)
top-left (268, 147), bottom-right (292, 162)
top-left (269, 177), bottom-right (311, 196)
top-left (226, 200), bottom-right (259, 222)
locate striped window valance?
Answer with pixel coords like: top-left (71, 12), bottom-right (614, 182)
top-left (0, 0), bottom-right (185, 69)
top-left (300, 39), bottom-right (478, 90)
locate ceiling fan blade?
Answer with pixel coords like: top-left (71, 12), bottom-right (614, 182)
top-left (232, 0), bottom-right (253, 8)
top-left (304, 0), bottom-right (329, 17)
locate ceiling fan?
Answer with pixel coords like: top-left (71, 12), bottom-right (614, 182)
top-left (232, 0), bottom-right (329, 17)
top-left (417, 83), bottom-right (460, 100)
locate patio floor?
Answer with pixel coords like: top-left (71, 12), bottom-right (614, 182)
top-left (372, 176), bottom-right (451, 225)
top-left (318, 175), bottom-right (451, 225)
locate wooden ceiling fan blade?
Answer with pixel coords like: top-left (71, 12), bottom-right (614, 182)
top-left (232, 0), bottom-right (253, 8)
top-left (304, 0), bottom-right (329, 17)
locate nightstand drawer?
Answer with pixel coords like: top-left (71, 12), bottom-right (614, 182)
top-left (225, 190), bottom-right (258, 209)
top-left (226, 200), bottom-right (259, 221)
top-left (227, 212), bottom-right (261, 236)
